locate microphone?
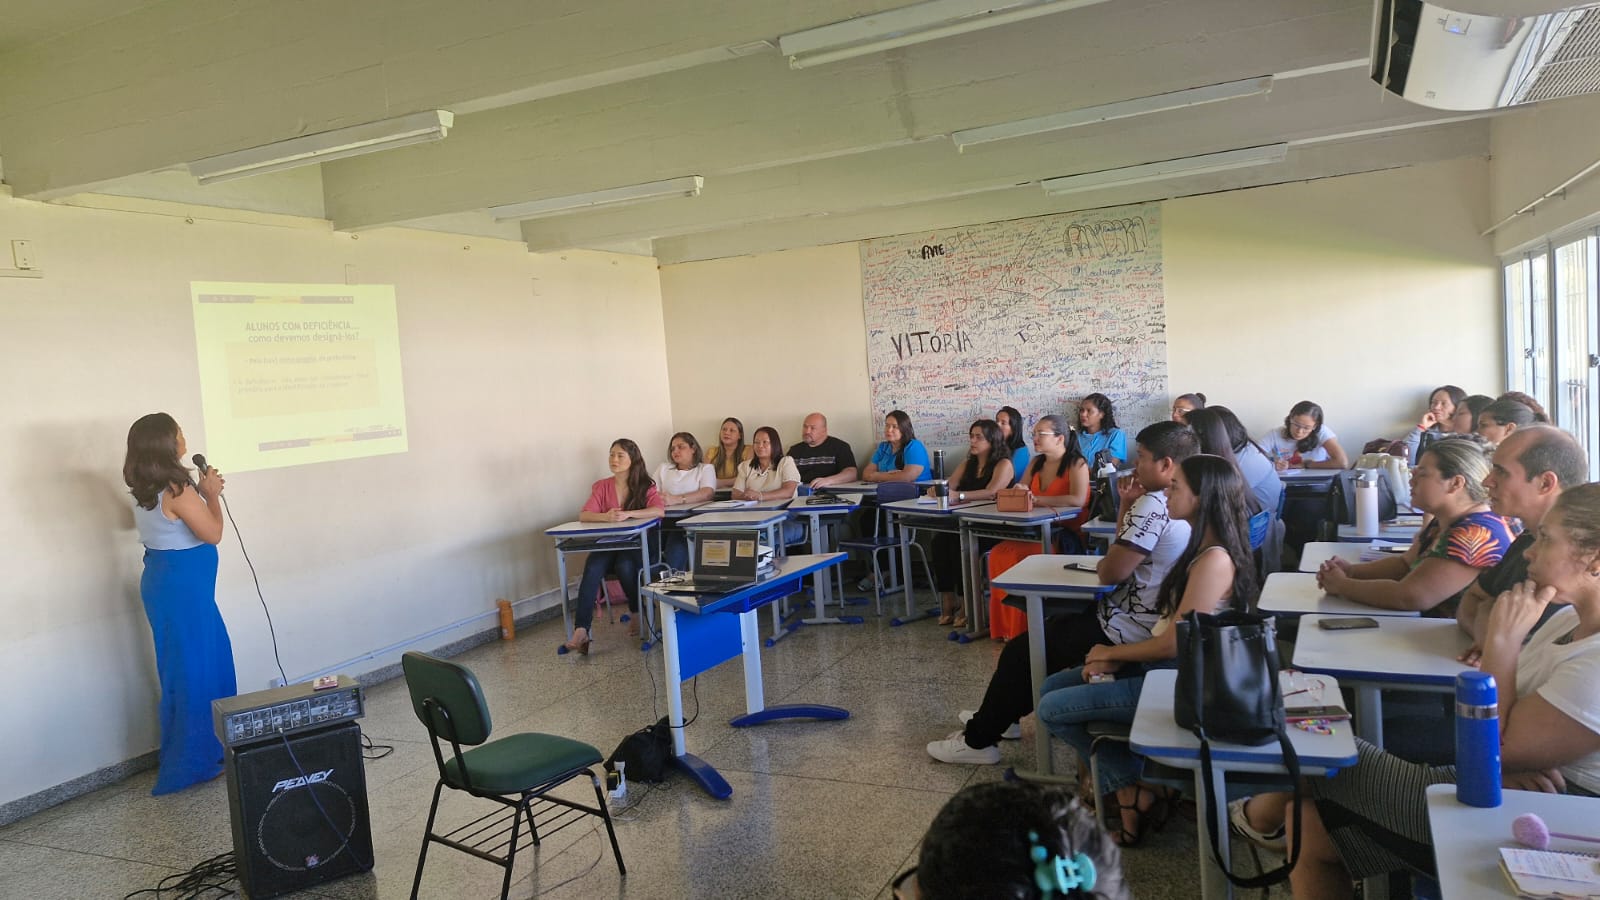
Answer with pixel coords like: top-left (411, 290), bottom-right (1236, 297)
top-left (192, 453), bottom-right (209, 473)
top-left (1512, 813), bottom-right (1600, 850)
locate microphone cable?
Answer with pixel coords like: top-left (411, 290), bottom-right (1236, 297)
top-left (220, 492), bottom-right (289, 687)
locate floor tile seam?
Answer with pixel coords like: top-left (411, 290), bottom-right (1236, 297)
top-left (0, 835), bottom-right (187, 870)
top-left (691, 763), bottom-right (968, 797)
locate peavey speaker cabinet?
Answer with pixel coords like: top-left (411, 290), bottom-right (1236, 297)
top-left (223, 721), bottom-right (374, 898)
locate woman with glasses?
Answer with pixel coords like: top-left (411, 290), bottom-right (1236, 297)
top-left (1076, 393), bottom-right (1127, 468)
top-left (987, 415), bottom-right (1091, 640)
top-left (1260, 400), bottom-right (1348, 471)
top-left (1170, 392), bottom-right (1206, 423)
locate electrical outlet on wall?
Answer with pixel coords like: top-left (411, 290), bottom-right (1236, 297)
top-left (3, 239), bottom-right (42, 278)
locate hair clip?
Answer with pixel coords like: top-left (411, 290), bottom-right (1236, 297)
top-left (1028, 830), bottom-right (1096, 895)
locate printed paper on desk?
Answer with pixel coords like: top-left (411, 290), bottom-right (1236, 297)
top-left (1500, 847), bottom-right (1600, 898)
top-left (702, 539), bottom-right (732, 567)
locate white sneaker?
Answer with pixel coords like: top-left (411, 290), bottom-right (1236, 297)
top-left (959, 709), bottom-right (1021, 740)
top-left (926, 731), bottom-right (1001, 765)
top-left (1228, 797), bottom-right (1287, 851)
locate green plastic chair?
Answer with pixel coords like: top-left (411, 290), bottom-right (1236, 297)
top-left (401, 652), bottom-right (625, 898)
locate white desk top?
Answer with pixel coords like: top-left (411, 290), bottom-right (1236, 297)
top-left (957, 504), bottom-right (1082, 525)
top-left (663, 501), bottom-right (711, 518)
top-left (545, 518), bottom-right (660, 537)
top-left (677, 509), bottom-right (792, 528)
top-left (1130, 670), bottom-right (1357, 771)
top-left (1083, 517), bottom-right (1118, 537)
top-left (1426, 784), bottom-right (1600, 899)
top-left (1337, 522), bottom-right (1419, 543)
top-left (1257, 572), bottom-right (1420, 618)
top-left (881, 497), bottom-right (993, 517)
top-left (790, 496), bottom-right (860, 514)
top-left (990, 554), bottom-right (1117, 596)
top-left (1297, 541), bottom-right (1367, 572)
top-left (818, 480), bottom-right (878, 494)
top-left (1294, 615), bottom-right (1471, 687)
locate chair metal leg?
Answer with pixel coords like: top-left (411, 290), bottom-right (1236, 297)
top-left (591, 771), bottom-right (627, 875)
top-left (410, 781), bottom-right (445, 900)
top-left (499, 798), bottom-right (526, 900)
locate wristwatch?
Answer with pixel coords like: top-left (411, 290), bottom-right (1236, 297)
top-left (958, 492), bottom-right (966, 502)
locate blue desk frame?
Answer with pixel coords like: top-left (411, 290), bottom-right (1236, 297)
top-left (645, 553), bottom-right (849, 800)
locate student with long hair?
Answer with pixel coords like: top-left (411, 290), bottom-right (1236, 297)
top-left (1037, 454), bottom-right (1259, 845)
top-left (930, 419), bottom-right (1015, 626)
top-left (1260, 400), bottom-right (1348, 470)
top-left (1290, 483), bottom-right (1600, 899)
top-left (987, 415), bottom-right (1092, 640)
top-left (1450, 394), bottom-right (1493, 436)
top-left (1318, 437), bottom-right (1515, 615)
top-left (707, 417), bottom-right (753, 488)
top-left (122, 412), bottom-right (236, 794)
top-left (1401, 384), bottom-right (1468, 463)
top-left (862, 410), bottom-right (931, 483)
top-left (1185, 406), bottom-right (1278, 513)
top-left (1076, 393), bottom-right (1128, 467)
top-left (897, 781), bottom-right (1130, 900)
top-left (733, 426), bottom-right (805, 543)
top-left (1479, 395), bottom-right (1545, 445)
top-left (569, 438), bottom-right (664, 653)
top-left (996, 405), bottom-right (1031, 486)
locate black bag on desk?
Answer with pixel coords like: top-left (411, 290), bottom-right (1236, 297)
top-left (1174, 609), bottom-right (1302, 887)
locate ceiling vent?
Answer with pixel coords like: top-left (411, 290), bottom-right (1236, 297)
top-left (1372, 1), bottom-right (1600, 109)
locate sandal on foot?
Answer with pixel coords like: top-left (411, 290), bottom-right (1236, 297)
top-left (937, 614), bottom-right (954, 626)
top-left (1103, 783), bottom-right (1177, 847)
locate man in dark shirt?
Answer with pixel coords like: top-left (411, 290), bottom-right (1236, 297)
top-left (787, 413), bottom-right (858, 489)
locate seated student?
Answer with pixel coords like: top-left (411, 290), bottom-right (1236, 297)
top-left (570, 439), bottom-right (664, 652)
top-left (707, 417), bottom-right (753, 489)
top-left (862, 410), bottom-right (931, 483)
top-left (1288, 483), bottom-right (1600, 900)
top-left (1500, 390), bottom-right (1553, 423)
top-left (1478, 395), bottom-right (1545, 445)
top-left (1401, 384), bottom-right (1468, 463)
top-left (655, 432), bottom-right (716, 570)
top-left (1317, 437), bottom-right (1515, 615)
top-left (1038, 454), bottom-right (1258, 846)
top-left (1186, 406), bottom-right (1279, 513)
top-left (926, 422), bottom-right (1196, 765)
top-left (1076, 393), bottom-right (1128, 467)
top-left (1450, 393), bottom-right (1493, 436)
top-left (1171, 392), bottom-right (1206, 423)
top-left (898, 780), bottom-right (1130, 900)
top-left (987, 415), bottom-right (1092, 640)
top-left (929, 419), bottom-right (1014, 626)
top-left (732, 426), bottom-right (804, 544)
top-left (1260, 400), bottom-right (1349, 471)
top-left (997, 405), bottom-right (1031, 485)
top-left (787, 412), bottom-right (857, 489)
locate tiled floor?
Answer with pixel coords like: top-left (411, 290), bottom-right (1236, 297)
top-left (0, 598), bottom-right (1277, 899)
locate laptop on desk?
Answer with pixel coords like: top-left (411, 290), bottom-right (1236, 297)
top-left (656, 529), bottom-right (766, 596)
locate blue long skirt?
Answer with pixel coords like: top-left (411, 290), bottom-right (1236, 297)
top-left (140, 544), bottom-right (237, 795)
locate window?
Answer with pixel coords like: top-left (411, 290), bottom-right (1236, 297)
top-left (1504, 230), bottom-right (1600, 480)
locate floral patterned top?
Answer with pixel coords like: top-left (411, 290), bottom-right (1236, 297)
top-left (1412, 509), bottom-right (1519, 616)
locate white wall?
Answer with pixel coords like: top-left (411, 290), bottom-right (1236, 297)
top-left (0, 194), bottom-right (672, 808)
top-left (659, 159), bottom-right (1502, 462)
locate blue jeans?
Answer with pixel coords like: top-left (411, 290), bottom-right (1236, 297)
top-left (574, 550), bottom-right (642, 631)
top-left (1036, 667), bottom-right (1148, 795)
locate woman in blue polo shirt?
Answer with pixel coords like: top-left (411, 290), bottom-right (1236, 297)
top-left (1076, 393), bottom-right (1128, 468)
top-left (863, 409), bottom-right (931, 483)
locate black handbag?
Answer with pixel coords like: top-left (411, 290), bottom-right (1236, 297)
top-left (1174, 609), bottom-right (1302, 887)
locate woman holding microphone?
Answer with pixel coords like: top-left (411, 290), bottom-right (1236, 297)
top-left (122, 413), bottom-right (236, 795)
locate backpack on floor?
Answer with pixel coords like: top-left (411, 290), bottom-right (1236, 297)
top-left (606, 717), bottom-right (673, 783)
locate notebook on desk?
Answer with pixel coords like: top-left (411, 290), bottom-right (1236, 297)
top-left (656, 529), bottom-right (767, 596)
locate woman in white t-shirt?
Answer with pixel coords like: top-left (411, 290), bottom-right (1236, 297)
top-left (1258, 400), bottom-right (1348, 471)
top-left (733, 426), bottom-right (804, 543)
top-left (655, 432), bottom-right (717, 507)
top-left (1287, 482), bottom-right (1600, 897)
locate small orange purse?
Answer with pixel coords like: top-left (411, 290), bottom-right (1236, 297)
top-left (995, 488), bottom-right (1034, 512)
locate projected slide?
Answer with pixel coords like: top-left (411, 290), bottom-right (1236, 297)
top-left (191, 282), bottom-right (408, 472)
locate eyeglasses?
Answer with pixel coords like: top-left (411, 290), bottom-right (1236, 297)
top-left (1032, 430), bottom-right (1060, 439)
top-left (891, 866), bottom-right (917, 899)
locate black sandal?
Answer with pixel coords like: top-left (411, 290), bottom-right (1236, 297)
top-left (1102, 783), bottom-right (1177, 847)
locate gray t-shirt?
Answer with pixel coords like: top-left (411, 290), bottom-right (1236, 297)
top-left (1097, 490), bottom-right (1192, 644)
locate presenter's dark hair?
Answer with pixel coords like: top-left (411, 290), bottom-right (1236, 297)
top-left (1155, 454), bottom-right (1259, 618)
top-left (124, 413), bottom-right (191, 511)
top-left (1029, 415), bottom-right (1086, 480)
top-left (1080, 393), bottom-right (1117, 432)
top-left (886, 410), bottom-right (917, 468)
top-left (668, 432), bottom-right (704, 467)
top-left (968, 419), bottom-right (1009, 479)
top-left (997, 406), bottom-right (1027, 453)
top-left (1283, 401), bottom-right (1326, 454)
top-left (1135, 420), bottom-right (1200, 466)
top-left (752, 426), bottom-right (786, 467)
top-left (611, 439), bottom-right (655, 511)
top-left (915, 781), bottom-right (1130, 899)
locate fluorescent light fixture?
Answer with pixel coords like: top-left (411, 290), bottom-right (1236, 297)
top-left (1040, 144), bottom-right (1289, 196)
top-left (487, 176), bottom-right (705, 222)
top-left (188, 111), bottom-right (454, 185)
top-left (952, 77), bottom-right (1273, 151)
top-left (779, 0), bottom-right (1112, 69)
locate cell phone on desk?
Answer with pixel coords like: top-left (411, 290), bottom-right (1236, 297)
top-left (1063, 562), bottom-right (1098, 573)
top-left (1285, 705), bottom-right (1351, 722)
top-left (1317, 616), bottom-right (1380, 631)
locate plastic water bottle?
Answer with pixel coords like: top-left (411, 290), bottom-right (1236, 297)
top-left (1455, 671), bottom-right (1501, 808)
top-left (497, 599), bottom-right (515, 641)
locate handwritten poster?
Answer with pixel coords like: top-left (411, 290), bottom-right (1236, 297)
top-left (861, 204), bottom-right (1167, 456)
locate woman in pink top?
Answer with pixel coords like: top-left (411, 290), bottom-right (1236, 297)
top-left (569, 438), bottom-right (664, 654)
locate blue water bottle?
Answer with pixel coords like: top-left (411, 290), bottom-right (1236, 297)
top-left (1455, 671), bottom-right (1501, 808)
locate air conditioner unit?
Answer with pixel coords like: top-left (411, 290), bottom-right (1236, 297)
top-left (1371, 0), bottom-right (1600, 110)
